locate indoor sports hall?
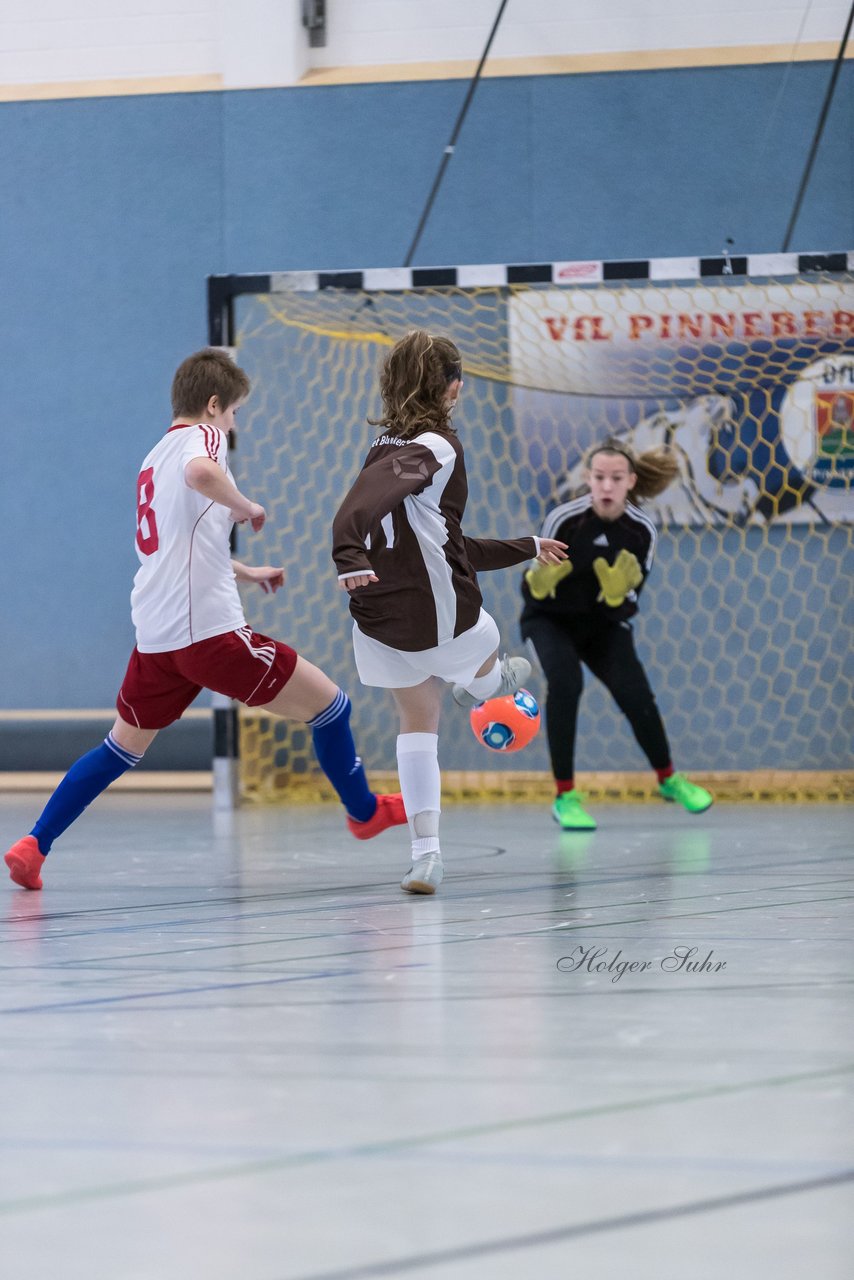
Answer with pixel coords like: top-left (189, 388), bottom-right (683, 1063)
top-left (1, 4), bottom-right (852, 1279)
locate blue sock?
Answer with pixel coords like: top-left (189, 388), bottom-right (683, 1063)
top-left (309, 690), bottom-right (376, 823)
top-left (31, 733), bottom-right (143, 855)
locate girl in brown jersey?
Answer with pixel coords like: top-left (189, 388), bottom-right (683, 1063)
top-left (333, 330), bottom-right (567, 893)
top-left (521, 440), bottom-right (713, 831)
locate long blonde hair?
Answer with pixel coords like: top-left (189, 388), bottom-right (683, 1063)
top-left (369, 330), bottom-right (462, 439)
top-left (585, 438), bottom-right (680, 503)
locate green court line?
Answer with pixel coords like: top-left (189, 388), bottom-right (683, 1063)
top-left (1, 1061), bottom-right (852, 1215)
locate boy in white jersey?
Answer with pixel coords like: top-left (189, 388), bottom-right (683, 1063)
top-left (5, 349), bottom-right (405, 891)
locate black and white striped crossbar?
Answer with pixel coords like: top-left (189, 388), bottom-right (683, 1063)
top-left (208, 251), bottom-right (853, 344)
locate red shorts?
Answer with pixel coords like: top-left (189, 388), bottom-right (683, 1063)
top-left (117, 627), bottom-right (299, 730)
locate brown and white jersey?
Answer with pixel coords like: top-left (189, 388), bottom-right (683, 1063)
top-left (332, 429), bottom-right (538, 651)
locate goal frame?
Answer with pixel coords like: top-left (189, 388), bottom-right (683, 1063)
top-left (206, 249), bottom-right (853, 808)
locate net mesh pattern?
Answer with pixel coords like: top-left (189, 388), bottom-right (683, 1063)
top-left (231, 277), bottom-right (853, 799)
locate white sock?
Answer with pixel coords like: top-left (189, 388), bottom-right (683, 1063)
top-left (410, 811), bottom-right (440, 860)
top-left (397, 733), bottom-right (441, 861)
top-left (461, 658), bottom-right (500, 702)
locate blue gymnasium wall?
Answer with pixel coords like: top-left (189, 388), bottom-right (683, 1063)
top-left (0, 63), bottom-right (851, 759)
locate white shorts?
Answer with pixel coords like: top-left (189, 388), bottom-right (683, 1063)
top-left (352, 610), bottom-right (501, 689)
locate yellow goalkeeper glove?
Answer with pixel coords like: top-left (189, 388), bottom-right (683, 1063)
top-left (525, 558), bottom-right (573, 600)
top-left (593, 549), bottom-right (643, 607)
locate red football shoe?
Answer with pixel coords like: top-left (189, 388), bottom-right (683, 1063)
top-left (5, 836), bottom-right (46, 890)
top-left (346, 793), bottom-right (407, 840)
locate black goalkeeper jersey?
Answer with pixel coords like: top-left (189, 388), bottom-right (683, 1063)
top-left (521, 493), bottom-right (657, 624)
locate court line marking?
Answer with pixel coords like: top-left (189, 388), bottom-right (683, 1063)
top-left (287, 1169), bottom-right (854, 1279)
top-left (2, 889), bottom-right (853, 1011)
top-left (0, 966), bottom-right (365, 1015)
top-left (2, 834), bottom-right (851, 934)
top-left (64, 978), bottom-right (853, 1018)
top-left (0, 1063), bottom-right (852, 1215)
top-left (3, 874), bottom-right (852, 957)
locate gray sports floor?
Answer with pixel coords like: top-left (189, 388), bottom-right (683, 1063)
top-left (1, 793), bottom-right (852, 1280)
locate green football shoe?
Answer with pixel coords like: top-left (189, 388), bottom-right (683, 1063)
top-left (552, 790), bottom-right (597, 831)
top-left (658, 772), bottom-right (713, 814)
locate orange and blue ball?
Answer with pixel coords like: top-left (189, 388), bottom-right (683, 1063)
top-left (470, 689), bottom-right (540, 753)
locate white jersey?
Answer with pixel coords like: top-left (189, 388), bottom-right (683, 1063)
top-left (130, 423), bottom-right (246, 653)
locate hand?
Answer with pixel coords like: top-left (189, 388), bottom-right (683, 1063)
top-left (537, 538), bottom-right (568, 565)
top-left (525, 559), bottom-right (573, 600)
top-left (247, 565), bottom-right (285, 594)
top-left (232, 561), bottom-right (285, 593)
top-left (339, 572), bottom-right (379, 592)
top-left (593, 550), bottom-right (643, 607)
top-left (231, 501), bottom-right (266, 532)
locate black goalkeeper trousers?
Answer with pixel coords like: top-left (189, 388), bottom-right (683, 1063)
top-left (520, 612), bottom-right (672, 781)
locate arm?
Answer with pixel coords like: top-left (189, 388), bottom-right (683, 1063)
top-left (232, 560), bottom-right (285, 594)
top-left (185, 457), bottom-right (265, 531)
top-left (463, 536), bottom-right (538, 572)
top-left (463, 535), bottom-right (567, 572)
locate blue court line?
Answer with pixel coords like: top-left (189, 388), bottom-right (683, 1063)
top-left (0, 965), bottom-right (360, 1014)
top-left (87, 977), bottom-right (854, 1018)
top-left (3, 873), bottom-right (851, 963)
top-left (68, 889), bottom-right (854, 976)
top-left (2, 844), bottom-right (850, 936)
top-left (2, 889), bottom-right (852, 1013)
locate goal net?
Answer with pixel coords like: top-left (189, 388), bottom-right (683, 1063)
top-left (219, 262), bottom-right (853, 801)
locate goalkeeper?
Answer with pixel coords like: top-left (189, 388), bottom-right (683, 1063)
top-left (520, 440), bottom-right (713, 830)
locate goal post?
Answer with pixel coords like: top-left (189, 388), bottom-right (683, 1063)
top-left (207, 253), bottom-right (854, 804)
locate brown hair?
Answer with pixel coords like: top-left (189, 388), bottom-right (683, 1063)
top-left (369, 330), bottom-right (463, 439)
top-left (171, 348), bottom-right (250, 417)
top-left (585, 438), bottom-right (680, 502)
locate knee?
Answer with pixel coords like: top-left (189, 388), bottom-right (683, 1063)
top-left (112, 718), bottom-right (157, 757)
top-left (310, 688), bottom-right (350, 730)
top-left (524, 639), bottom-right (580, 696)
top-left (474, 651), bottom-right (499, 679)
top-left (612, 680), bottom-right (657, 718)
top-left (545, 668), bottom-right (583, 703)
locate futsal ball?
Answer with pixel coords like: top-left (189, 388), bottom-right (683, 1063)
top-left (470, 689), bottom-right (541, 753)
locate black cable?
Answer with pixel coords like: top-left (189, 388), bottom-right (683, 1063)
top-left (782, 0), bottom-right (854, 250)
top-left (403, 0), bottom-right (511, 267)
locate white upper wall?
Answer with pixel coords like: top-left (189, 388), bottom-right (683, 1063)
top-left (0, 1), bottom-right (218, 83)
top-left (314, 0), bottom-right (850, 65)
top-left (0, 0), bottom-right (850, 91)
